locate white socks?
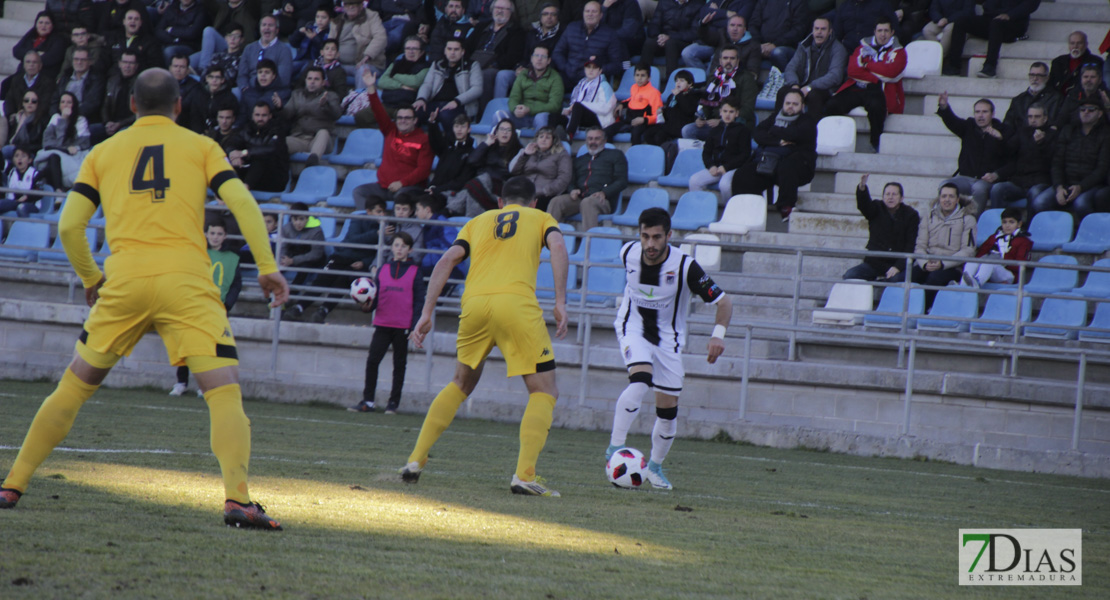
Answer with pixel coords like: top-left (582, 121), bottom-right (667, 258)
top-left (650, 417), bottom-right (677, 464)
top-left (609, 382), bottom-right (649, 447)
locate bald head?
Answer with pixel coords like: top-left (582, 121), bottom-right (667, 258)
top-left (132, 68), bottom-right (180, 116)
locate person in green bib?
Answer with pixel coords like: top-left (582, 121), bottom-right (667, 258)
top-left (170, 217), bottom-right (243, 397)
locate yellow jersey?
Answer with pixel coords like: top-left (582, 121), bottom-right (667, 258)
top-left (61, 115), bottom-right (277, 288)
top-left (455, 205), bottom-right (559, 301)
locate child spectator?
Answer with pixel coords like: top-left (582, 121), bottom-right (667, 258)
top-left (962, 208), bottom-right (1031, 287)
top-left (642, 69), bottom-right (700, 147)
top-left (687, 97), bottom-right (752, 206)
top-left (559, 57), bottom-right (616, 139)
top-left (390, 197), bottom-right (424, 257)
top-left (414, 195), bottom-right (460, 276)
top-left (290, 8), bottom-right (337, 76)
top-left (238, 60), bottom-right (292, 127)
top-left (606, 63), bottom-right (663, 145)
top-left (170, 217), bottom-right (243, 396)
top-left (0, 147), bottom-right (46, 217)
top-left (426, 113), bottom-right (476, 210)
top-left (279, 202), bottom-right (327, 310)
top-left (349, 231), bottom-right (426, 413)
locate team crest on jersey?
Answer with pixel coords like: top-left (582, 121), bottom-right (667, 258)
top-left (623, 345), bottom-right (631, 359)
top-left (665, 271), bottom-right (676, 284)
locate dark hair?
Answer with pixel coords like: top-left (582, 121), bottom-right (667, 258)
top-left (1081, 64), bottom-right (1102, 78)
top-left (673, 70), bottom-right (694, 85)
top-left (453, 113), bottom-right (471, 125)
top-left (252, 100), bottom-right (272, 112)
top-left (403, 36), bottom-right (425, 50)
top-left (227, 23), bottom-right (245, 35)
top-left (170, 51), bottom-right (191, 65)
top-left (634, 63), bottom-right (651, 76)
top-left (393, 231), bottom-right (414, 247)
top-left (639, 207), bottom-right (671, 233)
top-left (782, 88), bottom-right (805, 105)
top-left (974, 98), bottom-right (995, 113)
top-left (206, 216), bottom-right (228, 231)
top-left (882, 182), bottom-right (904, 197)
top-left (939, 182), bottom-right (960, 196)
top-left (205, 65), bottom-right (225, 78)
top-left (304, 66), bottom-right (325, 79)
top-left (1000, 208), bottom-right (1023, 223)
top-left (1030, 61), bottom-right (1048, 72)
top-left (58, 91), bottom-right (81, 142)
top-left (585, 125), bottom-right (606, 140)
top-left (1027, 102), bottom-right (1046, 114)
top-left (416, 194), bottom-right (445, 214)
top-left (322, 39), bottom-right (339, 49)
top-left (257, 59), bottom-right (278, 74)
top-left (394, 198), bottom-right (416, 213)
top-left (12, 145), bottom-right (34, 159)
top-left (501, 176), bottom-right (536, 205)
top-left (719, 44), bottom-right (739, 56)
top-left (290, 202), bottom-right (309, 212)
top-left (365, 197), bottom-right (387, 213)
top-left (720, 96), bottom-right (742, 112)
top-left (875, 16), bottom-right (894, 29)
top-left (492, 118), bottom-right (523, 158)
top-left (133, 69), bottom-right (180, 114)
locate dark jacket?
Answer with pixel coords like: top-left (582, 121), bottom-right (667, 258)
top-left (996, 124), bottom-right (1056, 189)
top-left (332, 214), bottom-right (382, 265)
top-left (5, 72), bottom-right (56, 119)
top-left (571, 148), bottom-right (629, 204)
top-left (928, 0), bottom-right (975, 24)
top-left (154, 2), bottom-right (207, 51)
top-left (101, 71), bottom-right (136, 126)
top-left (190, 87), bottom-right (239, 134)
top-left (426, 15), bottom-right (474, 62)
top-left (467, 141), bottom-right (518, 183)
top-left (552, 21), bottom-right (627, 85)
top-left (106, 31), bottom-right (163, 72)
top-left (227, 119), bottom-right (290, 191)
top-left (519, 23), bottom-right (565, 69)
top-left (656, 88), bottom-right (701, 139)
top-left (937, 105), bottom-right (1012, 178)
top-left (979, 0), bottom-right (1041, 27)
top-left (280, 222), bottom-right (326, 266)
top-left (601, 0), bottom-right (644, 53)
top-left (647, 0), bottom-right (705, 46)
top-left (702, 120), bottom-right (752, 171)
top-left (1057, 86), bottom-right (1110, 129)
top-left (12, 28), bottom-right (67, 81)
top-left (428, 125), bottom-right (476, 193)
top-left (856, 185), bottom-right (921, 272)
top-left (1049, 50), bottom-right (1105, 97)
top-left (707, 33), bottom-right (763, 78)
top-left (53, 68), bottom-right (106, 123)
top-left (468, 21), bottom-right (525, 70)
top-left (1003, 86), bottom-right (1063, 133)
top-left (1052, 120), bottom-right (1110, 191)
top-left (98, 0), bottom-right (147, 37)
top-left (834, 0), bottom-right (901, 49)
top-left (238, 81), bottom-right (292, 127)
top-left (748, 0), bottom-right (810, 48)
top-left (783, 34), bottom-right (848, 91)
top-left (752, 112), bottom-right (818, 161)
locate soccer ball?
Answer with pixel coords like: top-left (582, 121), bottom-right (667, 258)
top-left (350, 277), bottom-right (376, 304)
top-left (606, 447), bottom-right (647, 489)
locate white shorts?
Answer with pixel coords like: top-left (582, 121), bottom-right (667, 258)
top-left (617, 332), bottom-right (684, 394)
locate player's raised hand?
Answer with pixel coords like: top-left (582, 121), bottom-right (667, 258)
top-left (85, 275), bottom-right (106, 307)
top-left (706, 337), bottom-right (724, 364)
top-left (553, 301), bottom-right (568, 339)
top-left (409, 313), bottom-right (433, 348)
top-left (258, 271), bottom-right (290, 308)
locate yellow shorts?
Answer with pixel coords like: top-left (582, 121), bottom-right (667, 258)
top-left (456, 294), bottom-right (554, 377)
top-left (80, 271), bottom-right (236, 367)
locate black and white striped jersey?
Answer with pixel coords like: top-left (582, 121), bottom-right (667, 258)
top-left (613, 241), bottom-right (726, 352)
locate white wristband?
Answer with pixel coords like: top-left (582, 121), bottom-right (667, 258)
top-left (711, 325), bottom-right (726, 340)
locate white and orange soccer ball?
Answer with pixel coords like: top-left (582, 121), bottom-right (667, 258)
top-left (606, 447), bottom-right (647, 489)
top-left (350, 277), bottom-right (377, 304)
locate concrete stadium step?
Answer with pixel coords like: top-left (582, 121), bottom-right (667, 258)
top-left (741, 250), bottom-right (857, 279)
top-left (850, 113), bottom-right (949, 135)
top-left (963, 38), bottom-right (1059, 62)
top-left (798, 192), bottom-right (933, 216)
top-left (745, 230), bottom-right (865, 251)
top-left (0, 19), bottom-right (29, 38)
top-left (817, 153), bottom-right (956, 178)
top-left (879, 132), bottom-right (960, 159)
top-left (5, 1), bottom-right (44, 22)
top-left (1035, 1), bottom-right (1110, 20)
top-left (833, 172), bottom-right (947, 199)
top-left (0, 55), bottom-right (19, 77)
top-left (789, 211), bottom-right (868, 239)
top-left (965, 56), bottom-right (1049, 80)
top-left (903, 76), bottom-right (1027, 98)
top-left (1026, 19), bottom-right (1101, 43)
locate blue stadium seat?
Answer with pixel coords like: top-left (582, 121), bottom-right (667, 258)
top-left (0, 220), bottom-right (50, 262)
top-left (614, 66), bottom-right (661, 101)
top-left (1078, 302), bottom-right (1110, 342)
top-left (336, 114), bottom-right (356, 126)
top-left (568, 263), bottom-right (626, 306)
top-left (568, 226), bottom-right (624, 265)
top-left (38, 227), bottom-right (97, 264)
top-left (556, 222), bottom-right (577, 254)
top-left (969, 293), bottom-right (1032, 335)
top-left (863, 286), bottom-right (925, 329)
top-left (1061, 213), bottom-right (1110, 254)
top-left (1023, 255), bottom-right (1078, 295)
top-left (611, 188), bottom-right (670, 227)
top-left (251, 174), bottom-right (291, 202)
top-left (309, 206), bottom-right (338, 238)
top-left (916, 289), bottom-right (979, 332)
top-left (662, 67), bottom-right (705, 97)
top-left (327, 169), bottom-right (378, 209)
top-left (1024, 297), bottom-right (1087, 340)
top-left (324, 129), bottom-right (384, 167)
top-left (625, 145), bottom-right (665, 185)
top-left (976, 208), bottom-right (1003, 245)
top-left (290, 136), bottom-right (338, 163)
top-left (471, 98), bottom-right (509, 135)
top-left (657, 149), bottom-right (705, 188)
top-left (1072, 258), bottom-right (1110, 298)
top-left (536, 248), bottom-right (578, 299)
top-left (1027, 211), bottom-right (1074, 251)
top-left (670, 191), bottom-right (718, 231)
top-left (280, 166), bottom-right (337, 205)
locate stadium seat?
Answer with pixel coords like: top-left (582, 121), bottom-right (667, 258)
top-left (568, 263), bottom-right (625, 306)
top-left (916, 289), bottom-right (979, 332)
top-left (324, 129), bottom-right (384, 167)
top-left (309, 206), bottom-right (338, 238)
top-left (969, 293), bottom-right (1032, 335)
top-left (679, 233), bottom-right (721, 271)
top-left (291, 136), bottom-right (337, 163)
top-left (336, 114), bottom-right (355, 126)
top-left (1078, 302), bottom-right (1110, 342)
top-left (557, 222), bottom-right (578, 254)
top-left (471, 98), bottom-right (509, 135)
top-left (614, 65), bottom-right (661, 101)
top-left (670, 191), bottom-right (718, 231)
top-left (1024, 297), bottom-right (1087, 340)
top-left (663, 67), bottom-right (705, 97)
top-left (251, 174), bottom-right (291, 202)
top-left (625, 145), bottom-right (665, 184)
top-left (568, 226), bottom-right (624, 265)
top-left (327, 210), bottom-right (365, 246)
top-left (567, 189), bottom-right (624, 224)
top-left (812, 282), bottom-right (872, 325)
top-left (536, 248), bottom-right (578, 299)
top-left (1061, 213), bottom-right (1110, 254)
top-left (863, 286), bottom-right (925, 329)
top-left (0, 220), bottom-right (50, 262)
top-left (1027, 211), bottom-right (1073, 251)
top-left (816, 116), bottom-right (856, 156)
top-left (280, 166), bottom-right (337, 205)
top-left (1072, 258), bottom-right (1110, 298)
top-left (902, 40), bottom-right (942, 79)
top-left (976, 208), bottom-right (1003, 245)
top-left (611, 188), bottom-right (670, 227)
top-left (1023, 255), bottom-right (1078, 295)
top-left (658, 149), bottom-right (706, 188)
top-left (708, 194), bottom-right (766, 235)
top-left (326, 169), bottom-right (378, 209)
top-left (38, 227), bottom-right (98, 264)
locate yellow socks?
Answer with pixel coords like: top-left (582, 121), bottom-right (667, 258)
top-left (203, 384), bottom-right (252, 504)
top-left (407, 382), bottom-right (467, 467)
top-left (516, 392), bottom-right (556, 482)
top-left (3, 369), bottom-right (98, 493)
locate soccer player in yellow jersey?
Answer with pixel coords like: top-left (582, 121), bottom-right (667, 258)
top-left (403, 176), bottom-right (570, 496)
top-left (0, 69), bottom-right (291, 530)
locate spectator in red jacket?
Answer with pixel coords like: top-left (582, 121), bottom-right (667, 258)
top-left (962, 207), bottom-right (1031, 287)
top-left (352, 70), bottom-right (434, 211)
top-left (824, 17), bottom-right (906, 152)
